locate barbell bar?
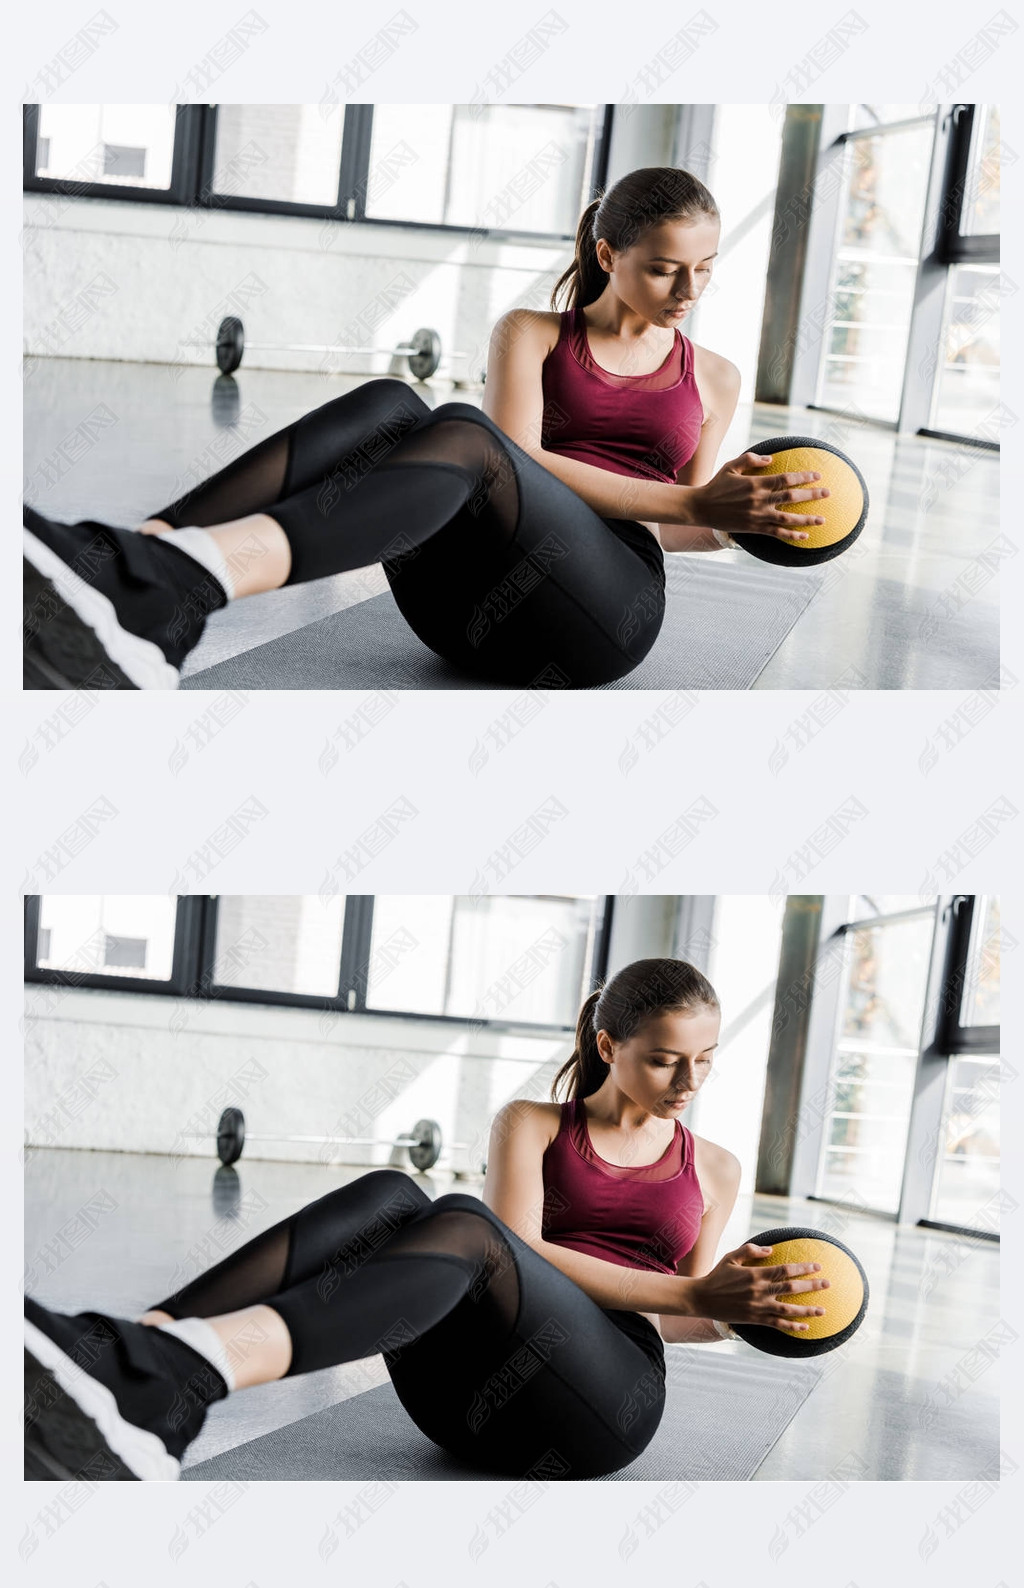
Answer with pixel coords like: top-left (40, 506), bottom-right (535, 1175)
top-left (198, 1105), bottom-right (447, 1171)
top-left (211, 316), bottom-right (454, 380)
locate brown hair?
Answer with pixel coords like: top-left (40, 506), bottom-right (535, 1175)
top-left (550, 166), bottom-right (720, 312)
top-left (551, 957), bottom-right (720, 1102)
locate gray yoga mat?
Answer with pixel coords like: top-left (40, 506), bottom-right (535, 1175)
top-left (182, 1346), bottom-right (823, 1481)
top-left (181, 557), bottom-right (824, 691)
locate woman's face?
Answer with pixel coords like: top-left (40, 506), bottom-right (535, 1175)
top-left (598, 1004), bottom-right (721, 1120)
top-left (596, 215), bottom-right (721, 328)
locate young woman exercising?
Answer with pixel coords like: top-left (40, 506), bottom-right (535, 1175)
top-left (24, 958), bottom-right (830, 1481)
top-left (23, 165), bottom-right (830, 689)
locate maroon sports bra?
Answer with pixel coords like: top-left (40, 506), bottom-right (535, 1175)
top-left (541, 1096), bottom-right (705, 1275)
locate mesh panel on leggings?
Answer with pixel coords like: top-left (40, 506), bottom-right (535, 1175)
top-left (377, 419), bottom-right (521, 543)
top-left (267, 1208), bottom-right (522, 1378)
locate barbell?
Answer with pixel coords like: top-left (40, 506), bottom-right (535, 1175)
top-left (212, 316), bottom-right (449, 380)
top-left (199, 1105), bottom-right (446, 1170)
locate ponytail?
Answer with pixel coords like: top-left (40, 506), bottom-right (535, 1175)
top-left (551, 957), bottom-right (720, 1102)
top-left (550, 198), bottom-right (604, 314)
top-left (551, 988), bottom-right (606, 1102)
top-left (550, 166), bottom-right (720, 313)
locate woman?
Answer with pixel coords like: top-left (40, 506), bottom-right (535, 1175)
top-left (24, 958), bottom-right (830, 1481)
top-left (23, 166), bottom-right (831, 689)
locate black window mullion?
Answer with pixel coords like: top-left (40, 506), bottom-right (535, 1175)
top-left (194, 104), bottom-right (220, 204)
top-left (192, 894), bottom-right (219, 996)
top-left (24, 895), bottom-right (42, 978)
top-left (339, 896), bottom-right (375, 1010)
top-left (168, 894), bottom-right (206, 994)
top-left (23, 105), bottom-right (41, 186)
top-left (340, 106), bottom-right (374, 221)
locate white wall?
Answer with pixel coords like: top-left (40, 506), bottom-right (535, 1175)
top-left (23, 985), bottom-right (572, 1175)
top-left (21, 193), bottom-right (570, 384)
top-left (684, 895), bottom-right (786, 1194)
top-left (684, 104), bottom-right (786, 406)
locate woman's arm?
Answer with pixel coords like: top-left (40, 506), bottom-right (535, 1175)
top-left (658, 1140), bottom-right (742, 1343)
top-left (482, 309), bottom-right (696, 528)
top-left (655, 356), bottom-right (742, 553)
top-left (482, 1100), bottom-right (692, 1316)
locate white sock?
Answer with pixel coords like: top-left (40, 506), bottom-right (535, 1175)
top-left (156, 1316), bottom-right (237, 1393)
top-left (157, 527), bottom-right (236, 601)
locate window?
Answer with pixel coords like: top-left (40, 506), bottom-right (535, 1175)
top-left (24, 104), bottom-right (611, 239)
top-left (795, 104), bottom-right (1001, 443)
top-left (364, 895), bottom-right (603, 1024)
top-left (34, 105), bottom-right (176, 188)
top-left (364, 104), bottom-right (605, 234)
top-left (208, 105), bottom-right (347, 208)
top-left (794, 895), bottom-right (1000, 1236)
top-left (931, 896), bottom-right (1001, 1229)
top-left (211, 895), bottom-right (347, 997)
top-left (32, 895), bottom-right (179, 984)
top-left (815, 115), bottom-right (936, 421)
top-left (816, 899), bottom-right (937, 1212)
top-left (103, 934), bottom-right (148, 970)
top-left (25, 895), bottom-right (610, 1031)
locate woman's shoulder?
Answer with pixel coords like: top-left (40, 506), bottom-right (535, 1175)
top-left (492, 1097), bottom-right (565, 1149)
top-left (491, 307), bottom-right (564, 360)
top-left (688, 1130), bottom-right (741, 1185)
top-left (689, 340), bottom-right (741, 394)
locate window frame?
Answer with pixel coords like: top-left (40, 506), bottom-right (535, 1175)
top-left (23, 104), bottom-right (205, 208)
top-left (24, 894), bottom-right (613, 1035)
top-left (23, 103), bottom-right (614, 245)
top-left (781, 895), bottom-right (999, 1238)
top-left (23, 893), bottom-right (204, 996)
top-left (786, 103), bottom-right (1001, 445)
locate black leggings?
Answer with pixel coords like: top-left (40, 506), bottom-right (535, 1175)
top-left (151, 379), bottom-right (666, 688)
top-left (149, 1169), bottom-right (666, 1479)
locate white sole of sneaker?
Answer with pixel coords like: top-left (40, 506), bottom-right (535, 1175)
top-left (25, 1315), bottom-right (181, 1481)
top-left (24, 527), bottom-right (181, 690)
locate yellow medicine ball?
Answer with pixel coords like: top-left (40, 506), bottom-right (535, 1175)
top-left (731, 436), bottom-right (870, 567)
top-left (732, 1225), bottom-right (870, 1358)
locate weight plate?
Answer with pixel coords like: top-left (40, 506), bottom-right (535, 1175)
top-left (407, 327), bottom-right (442, 381)
top-left (216, 316), bottom-right (245, 375)
top-left (216, 1106), bottom-right (246, 1166)
top-left (408, 1117), bottom-right (442, 1170)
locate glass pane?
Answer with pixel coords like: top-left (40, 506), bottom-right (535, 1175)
top-left (931, 1054), bottom-right (1001, 1229)
top-left (851, 105), bottom-right (937, 130)
top-left (366, 104), bottom-right (602, 233)
top-left (212, 896), bottom-right (346, 996)
top-left (817, 915), bottom-right (934, 1212)
top-left (366, 895), bottom-right (599, 1023)
top-left (211, 106), bottom-right (345, 206)
top-left (961, 897), bottom-right (1001, 1027)
top-left (816, 123), bottom-right (934, 421)
top-left (36, 105), bottom-right (176, 188)
top-left (963, 105), bottom-right (1000, 235)
top-left (930, 264), bottom-right (1001, 440)
top-left (37, 896), bottom-right (177, 981)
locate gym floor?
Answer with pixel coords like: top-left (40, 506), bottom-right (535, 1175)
top-left (24, 358), bottom-right (999, 690)
top-left (25, 1145), bottom-right (1000, 1480)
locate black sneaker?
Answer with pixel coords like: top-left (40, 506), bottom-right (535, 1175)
top-left (23, 507), bottom-right (228, 690)
top-left (24, 1296), bottom-right (229, 1481)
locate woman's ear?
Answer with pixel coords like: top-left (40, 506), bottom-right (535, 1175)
top-left (595, 1029), bottom-right (615, 1066)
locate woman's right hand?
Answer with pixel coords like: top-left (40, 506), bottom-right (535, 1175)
top-left (682, 451), bottom-right (832, 543)
top-left (684, 1241), bottom-right (831, 1335)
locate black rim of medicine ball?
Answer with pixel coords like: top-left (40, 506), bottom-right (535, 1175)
top-left (731, 435), bottom-right (870, 567)
top-left (732, 1225), bottom-right (870, 1358)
